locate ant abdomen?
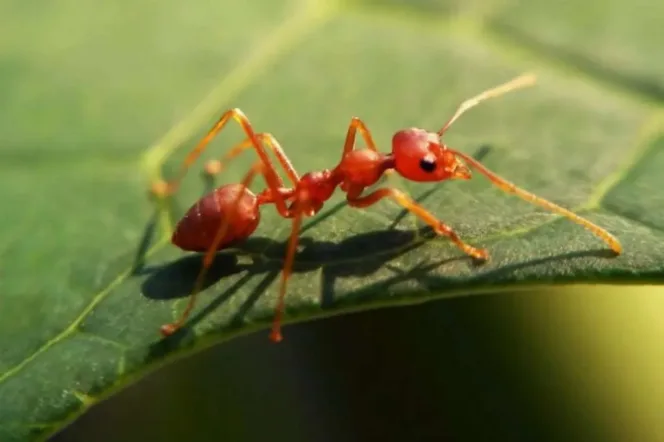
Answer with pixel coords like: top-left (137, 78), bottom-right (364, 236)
top-left (172, 183), bottom-right (261, 252)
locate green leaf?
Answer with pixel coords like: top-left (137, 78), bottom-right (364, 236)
top-left (1, 0), bottom-right (663, 440)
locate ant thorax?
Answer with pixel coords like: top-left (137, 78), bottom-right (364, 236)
top-left (295, 169), bottom-right (338, 213)
top-left (335, 148), bottom-right (393, 189)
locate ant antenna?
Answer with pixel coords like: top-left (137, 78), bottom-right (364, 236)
top-left (437, 73), bottom-right (537, 136)
top-left (450, 149), bottom-right (623, 254)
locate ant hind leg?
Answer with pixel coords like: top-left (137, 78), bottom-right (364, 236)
top-left (150, 109), bottom-right (285, 201)
top-left (204, 133), bottom-right (300, 186)
top-left (160, 160), bottom-right (266, 337)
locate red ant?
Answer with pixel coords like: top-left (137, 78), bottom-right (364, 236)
top-left (151, 73), bottom-right (622, 343)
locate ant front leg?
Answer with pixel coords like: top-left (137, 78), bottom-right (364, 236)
top-left (346, 187), bottom-right (488, 260)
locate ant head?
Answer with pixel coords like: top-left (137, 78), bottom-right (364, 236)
top-left (391, 128), bottom-right (471, 182)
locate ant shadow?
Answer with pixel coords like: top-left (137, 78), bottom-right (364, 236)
top-left (134, 143), bottom-right (613, 352)
top-left (140, 219), bottom-right (610, 356)
top-left (140, 225), bottom-right (464, 326)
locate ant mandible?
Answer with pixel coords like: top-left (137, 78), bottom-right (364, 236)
top-left (150, 73), bottom-right (622, 343)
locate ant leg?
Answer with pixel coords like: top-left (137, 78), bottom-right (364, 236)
top-left (450, 149), bottom-right (623, 254)
top-left (342, 117), bottom-right (380, 155)
top-left (151, 108), bottom-right (290, 215)
top-left (205, 133), bottom-right (300, 186)
top-left (160, 160), bottom-right (265, 337)
top-left (269, 207), bottom-right (304, 343)
top-left (346, 187), bottom-right (488, 260)
top-left (202, 137), bottom-right (255, 176)
top-left (341, 116), bottom-right (397, 178)
top-left (437, 73), bottom-right (537, 136)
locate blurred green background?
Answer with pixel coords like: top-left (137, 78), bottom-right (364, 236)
top-left (3, 0), bottom-right (664, 440)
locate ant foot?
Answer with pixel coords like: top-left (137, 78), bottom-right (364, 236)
top-left (160, 323), bottom-right (178, 337)
top-left (204, 160), bottom-right (223, 176)
top-left (469, 247), bottom-right (489, 261)
top-left (150, 180), bottom-right (174, 199)
top-left (269, 329), bottom-right (283, 343)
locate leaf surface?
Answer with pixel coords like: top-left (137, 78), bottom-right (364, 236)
top-left (1, 0), bottom-right (663, 440)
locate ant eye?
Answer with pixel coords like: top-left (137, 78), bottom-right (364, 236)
top-left (419, 157), bottom-right (437, 173)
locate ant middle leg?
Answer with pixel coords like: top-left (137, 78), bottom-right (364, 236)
top-left (346, 187), bottom-right (488, 260)
top-left (161, 160), bottom-right (271, 336)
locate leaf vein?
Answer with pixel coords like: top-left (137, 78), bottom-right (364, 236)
top-left (602, 206), bottom-right (664, 235)
top-left (76, 331), bottom-right (130, 352)
top-left (0, 236), bottom-right (168, 386)
top-left (584, 111), bottom-right (664, 210)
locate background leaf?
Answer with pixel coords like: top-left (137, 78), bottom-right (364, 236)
top-left (1, 0), bottom-right (663, 440)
